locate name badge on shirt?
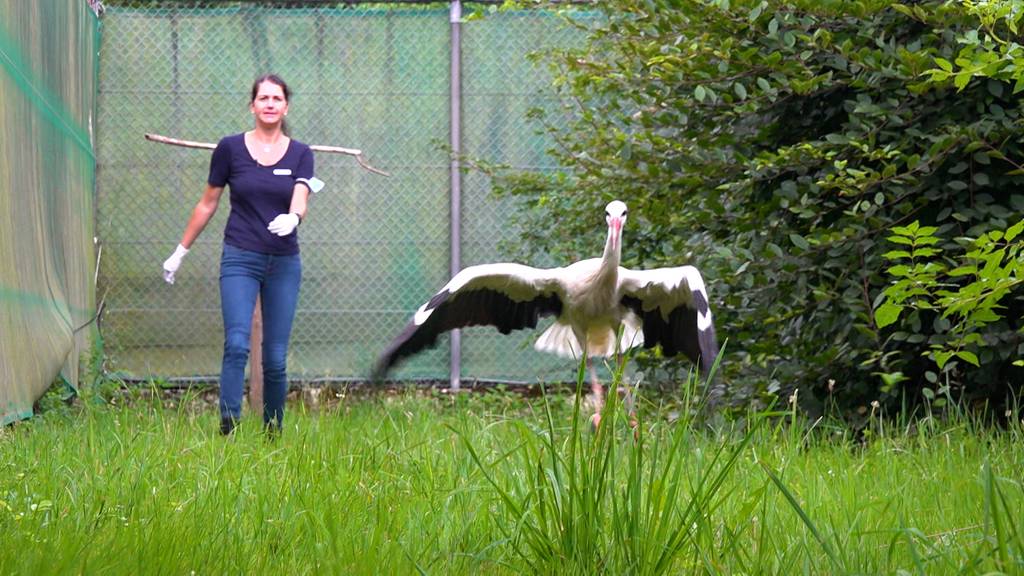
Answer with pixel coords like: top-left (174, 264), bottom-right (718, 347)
top-left (273, 168), bottom-right (292, 176)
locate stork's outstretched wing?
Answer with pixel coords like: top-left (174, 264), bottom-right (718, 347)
top-left (373, 263), bottom-right (566, 380)
top-left (619, 265), bottom-right (718, 373)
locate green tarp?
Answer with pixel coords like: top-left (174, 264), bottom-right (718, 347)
top-left (0, 0), bottom-right (99, 425)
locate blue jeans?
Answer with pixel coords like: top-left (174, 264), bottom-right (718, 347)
top-left (219, 243), bottom-right (302, 428)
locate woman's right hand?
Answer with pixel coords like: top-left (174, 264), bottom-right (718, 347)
top-left (166, 184), bottom-right (223, 284)
top-left (162, 244), bottom-right (190, 284)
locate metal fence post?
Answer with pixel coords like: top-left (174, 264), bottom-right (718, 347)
top-left (449, 0), bottom-right (462, 391)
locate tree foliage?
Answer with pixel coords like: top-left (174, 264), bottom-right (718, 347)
top-left (876, 1), bottom-right (1024, 383)
top-left (485, 0), bottom-right (1024, 415)
top-left (878, 218), bottom-right (1023, 373)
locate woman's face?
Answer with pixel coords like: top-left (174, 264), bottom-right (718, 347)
top-left (250, 81), bottom-right (288, 128)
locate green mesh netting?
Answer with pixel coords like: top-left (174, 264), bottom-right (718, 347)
top-left (0, 0), bottom-right (99, 425)
top-left (97, 4), bottom-right (590, 384)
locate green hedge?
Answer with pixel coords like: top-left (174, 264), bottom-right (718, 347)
top-left (487, 0), bottom-right (1023, 417)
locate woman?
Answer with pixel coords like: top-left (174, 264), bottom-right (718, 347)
top-left (162, 73), bottom-right (320, 435)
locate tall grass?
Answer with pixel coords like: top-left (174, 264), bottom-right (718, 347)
top-left (456, 355), bottom-right (757, 574)
top-left (1, 378), bottom-right (1022, 574)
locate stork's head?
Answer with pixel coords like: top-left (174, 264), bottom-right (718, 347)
top-left (605, 200), bottom-right (628, 250)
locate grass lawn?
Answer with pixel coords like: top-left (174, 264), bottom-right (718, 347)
top-left (1, 381), bottom-right (1022, 575)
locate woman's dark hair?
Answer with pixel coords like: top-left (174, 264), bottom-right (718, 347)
top-left (251, 73), bottom-right (290, 135)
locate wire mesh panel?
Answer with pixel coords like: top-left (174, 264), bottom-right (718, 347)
top-left (459, 9), bottom-right (591, 383)
top-left (96, 3), bottom-right (587, 384)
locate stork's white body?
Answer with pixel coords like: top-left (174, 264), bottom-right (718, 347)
top-left (534, 255), bottom-right (627, 358)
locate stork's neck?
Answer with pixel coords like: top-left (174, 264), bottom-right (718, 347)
top-left (599, 223), bottom-right (621, 281)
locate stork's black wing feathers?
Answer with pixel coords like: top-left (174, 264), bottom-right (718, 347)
top-left (619, 265), bottom-right (719, 374)
top-left (622, 292), bottom-right (718, 374)
top-left (373, 288), bottom-right (562, 380)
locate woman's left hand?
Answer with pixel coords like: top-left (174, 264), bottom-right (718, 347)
top-left (267, 213), bottom-right (300, 236)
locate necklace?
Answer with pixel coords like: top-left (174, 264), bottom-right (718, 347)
top-left (252, 132), bottom-right (279, 154)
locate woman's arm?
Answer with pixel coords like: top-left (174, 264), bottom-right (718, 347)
top-left (179, 184), bottom-right (225, 248)
top-left (288, 183), bottom-right (310, 222)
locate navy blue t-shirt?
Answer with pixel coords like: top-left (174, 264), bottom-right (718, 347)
top-left (208, 133), bottom-right (314, 255)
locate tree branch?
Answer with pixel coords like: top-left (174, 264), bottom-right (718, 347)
top-left (144, 133), bottom-right (390, 176)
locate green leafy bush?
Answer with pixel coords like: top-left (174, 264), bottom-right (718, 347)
top-left (485, 0), bottom-right (1024, 416)
top-left (878, 219), bottom-right (1023, 371)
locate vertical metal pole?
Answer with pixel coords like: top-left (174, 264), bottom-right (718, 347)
top-left (449, 1), bottom-right (463, 391)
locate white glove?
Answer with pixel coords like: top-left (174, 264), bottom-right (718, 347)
top-left (267, 213), bottom-right (300, 236)
top-left (162, 244), bottom-right (189, 284)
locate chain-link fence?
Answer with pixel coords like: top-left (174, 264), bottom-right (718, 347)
top-left (96, 2), bottom-right (591, 384)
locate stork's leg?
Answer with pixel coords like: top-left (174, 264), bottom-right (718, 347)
top-left (588, 357), bottom-right (604, 429)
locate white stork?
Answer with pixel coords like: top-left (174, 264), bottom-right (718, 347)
top-left (373, 200), bottom-right (718, 423)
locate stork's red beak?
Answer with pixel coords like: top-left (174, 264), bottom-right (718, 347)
top-left (609, 217), bottom-right (623, 249)
top-left (610, 217), bottom-right (623, 234)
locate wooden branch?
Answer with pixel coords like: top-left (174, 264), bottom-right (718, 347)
top-left (145, 133), bottom-right (216, 150)
top-left (144, 133), bottom-right (390, 176)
